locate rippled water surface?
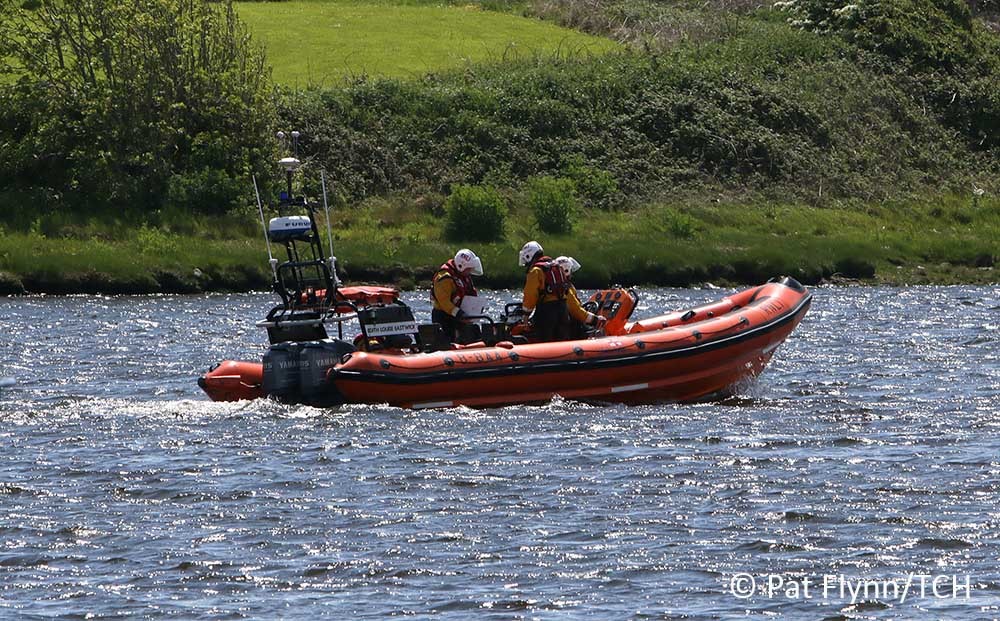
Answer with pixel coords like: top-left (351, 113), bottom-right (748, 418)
top-left (1, 286), bottom-right (998, 619)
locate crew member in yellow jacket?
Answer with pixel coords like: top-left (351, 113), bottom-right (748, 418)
top-left (431, 248), bottom-right (483, 342)
top-left (553, 255), bottom-right (606, 340)
top-left (518, 241), bottom-right (603, 341)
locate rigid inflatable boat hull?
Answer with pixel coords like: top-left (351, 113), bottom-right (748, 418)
top-left (198, 360), bottom-right (265, 402)
top-left (331, 280), bottom-right (810, 408)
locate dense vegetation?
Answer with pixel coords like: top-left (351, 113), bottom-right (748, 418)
top-left (0, 0), bottom-right (997, 293)
top-left (282, 0), bottom-right (999, 207)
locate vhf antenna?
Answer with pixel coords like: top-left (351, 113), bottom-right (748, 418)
top-left (276, 130), bottom-right (301, 201)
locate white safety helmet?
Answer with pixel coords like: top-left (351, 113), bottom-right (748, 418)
top-left (454, 248), bottom-right (483, 276)
top-left (518, 241), bottom-right (543, 267)
top-left (553, 256), bottom-right (581, 277)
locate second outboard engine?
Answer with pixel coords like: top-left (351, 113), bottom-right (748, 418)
top-left (299, 339), bottom-right (356, 405)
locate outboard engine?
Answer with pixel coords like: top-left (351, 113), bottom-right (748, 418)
top-left (262, 341), bottom-right (302, 402)
top-left (298, 339), bottom-right (356, 405)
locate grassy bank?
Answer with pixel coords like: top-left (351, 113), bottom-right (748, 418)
top-left (274, 194), bottom-right (1000, 287)
top-left (236, 1), bottom-right (618, 84)
top-left (2, 194), bottom-right (995, 295)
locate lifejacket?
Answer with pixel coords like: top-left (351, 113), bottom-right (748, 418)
top-left (431, 259), bottom-right (477, 307)
top-left (530, 256), bottom-right (571, 299)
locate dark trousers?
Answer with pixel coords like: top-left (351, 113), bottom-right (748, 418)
top-left (556, 316), bottom-right (589, 342)
top-left (532, 300), bottom-right (568, 342)
top-left (432, 308), bottom-right (460, 343)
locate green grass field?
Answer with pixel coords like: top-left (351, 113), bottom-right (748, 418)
top-left (236, 1), bottom-right (619, 84)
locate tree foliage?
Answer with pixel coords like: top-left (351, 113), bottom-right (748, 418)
top-left (0, 0), bottom-right (275, 215)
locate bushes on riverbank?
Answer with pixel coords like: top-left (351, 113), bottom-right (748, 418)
top-left (527, 176), bottom-right (577, 234)
top-left (278, 6), bottom-right (998, 211)
top-left (772, 0), bottom-right (1000, 151)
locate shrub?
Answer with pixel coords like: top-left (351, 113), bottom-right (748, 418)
top-left (444, 184), bottom-right (507, 242)
top-left (654, 207), bottom-right (698, 239)
top-left (562, 155), bottom-right (622, 210)
top-left (527, 175), bottom-right (578, 234)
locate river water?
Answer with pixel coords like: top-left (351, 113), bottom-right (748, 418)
top-left (0, 286), bottom-right (997, 619)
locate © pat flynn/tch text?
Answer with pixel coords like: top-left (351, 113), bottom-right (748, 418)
top-left (728, 573), bottom-right (972, 604)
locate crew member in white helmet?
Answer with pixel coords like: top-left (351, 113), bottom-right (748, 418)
top-left (518, 240), bottom-right (585, 342)
top-left (431, 248), bottom-right (483, 342)
top-left (553, 255), bottom-right (606, 340)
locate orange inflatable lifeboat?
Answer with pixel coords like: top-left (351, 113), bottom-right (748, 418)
top-left (201, 277), bottom-right (810, 408)
top-left (198, 141), bottom-right (811, 408)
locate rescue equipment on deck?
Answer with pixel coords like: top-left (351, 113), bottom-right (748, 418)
top-left (267, 216), bottom-right (312, 242)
